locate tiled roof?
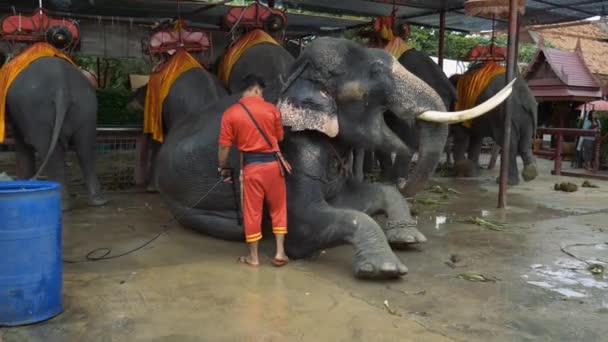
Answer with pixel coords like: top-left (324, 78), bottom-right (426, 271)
top-left (541, 47), bottom-right (599, 88)
top-left (524, 45), bottom-right (602, 100)
top-left (531, 21), bottom-right (608, 76)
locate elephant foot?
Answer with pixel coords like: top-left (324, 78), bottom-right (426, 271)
top-left (521, 164), bottom-right (538, 182)
top-left (385, 220), bottom-right (427, 248)
top-left (353, 250), bottom-right (408, 279)
top-left (88, 194), bottom-right (109, 207)
top-left (453, 160), bottom-right (479, 177)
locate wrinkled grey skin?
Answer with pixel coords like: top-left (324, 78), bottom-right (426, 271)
top-left (155, 38), bottom-right (450, 279)
top-left (128, 68), bottom-right (227, 192)
top-left (354, 49), bottom-right (457, 196)
top-left (7, 57), bottom-right (106, 210)
top-left (449, 74), bottom-right (538, 185)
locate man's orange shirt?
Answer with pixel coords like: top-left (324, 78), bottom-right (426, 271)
top-left (219, 96), bottom-right (284, 152)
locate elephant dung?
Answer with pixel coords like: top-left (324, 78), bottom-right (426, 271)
top-left (582, 180), bottom-right (600, 189)
top-left (554, 182), bottom-right (578, 193)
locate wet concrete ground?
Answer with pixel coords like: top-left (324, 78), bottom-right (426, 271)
top-left (2, 159), bottom-right (608, 341)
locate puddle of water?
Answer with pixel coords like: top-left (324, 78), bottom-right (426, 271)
top-left (552, 288), bottom-right (587, 298)
top-left (435, 215), bottom-right (447, 230)
top-left (525, 258), bottom-right (608, 299)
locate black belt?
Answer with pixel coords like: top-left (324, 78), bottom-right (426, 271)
top-left (243, 152), bottom-right (277, 165)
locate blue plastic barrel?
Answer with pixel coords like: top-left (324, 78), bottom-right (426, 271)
top-left (0, 181), bottom-right (63, 326)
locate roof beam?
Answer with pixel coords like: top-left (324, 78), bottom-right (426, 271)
top-left (529, 0), bottom-right (598, 17)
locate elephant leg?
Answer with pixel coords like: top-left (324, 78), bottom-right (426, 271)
top-left (487, 144), bottom-right (500, 170)
top-left (73, 125), bottom-right (108, 207)
top-left (352, 148), bottom-right (365, 182)
top-left (286, 203), bottom-right (408, 279)
top-left (328, 180), bottom-right (426, 247)
top-left (496, 135), bottom-right (521, 186)
top-left (462, 135), bottom-right (483, 177)
top-left (444, 134), bottom-right (453, 166)
top-left (163, 195), bottom-right (245, 241)
top-left (146, 139), bottom-right (161, 193)
top-left (376, 151), bottom-right (395, 183)
top-left (14, 136), bottom-right (35, 179)
top-left (392, 151), bottom-right (412, 182)
top-left (42, 145), bottom-right (72, 211)
top-left (468, 135), bottom-right (483, 167)
top-left (452, 127), bottom-right (473, 177)
top-left (519, 133), bottom-right (538, 182)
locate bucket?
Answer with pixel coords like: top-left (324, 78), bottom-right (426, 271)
top-left (0, 181), bottom-right (63, 326)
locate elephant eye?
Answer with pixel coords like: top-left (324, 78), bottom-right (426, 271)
top-left (319, 90), bottom-right (330, 98)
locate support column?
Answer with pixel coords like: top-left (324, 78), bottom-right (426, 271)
top-left (498, 0), bottom-right (520, 208)
top-left (438, 9), bottom-right (446, 68)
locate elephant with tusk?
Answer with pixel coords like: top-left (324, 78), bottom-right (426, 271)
top-left (449, 72), bottom-right (538, 185)
top-left (154, 38), bottom-right (514, 279)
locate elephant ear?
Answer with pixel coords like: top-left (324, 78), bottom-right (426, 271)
top-left (278, 94), bottom-right (339, 138)
top-left (278, 61), bottom-right (339, 138)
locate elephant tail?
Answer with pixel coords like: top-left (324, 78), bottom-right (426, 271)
top-left (31, 87), bottom-right (69, 179)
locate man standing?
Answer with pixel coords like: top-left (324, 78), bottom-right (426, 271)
top-left (582, 110), bottom-right (601, 171)
top-left (217, 75), bottom-right (289, 267)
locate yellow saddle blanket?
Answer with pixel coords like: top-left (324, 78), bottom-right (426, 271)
top-left (384, 37), bottom-right (413, 59)
top-left (455, 62), bottom-right (506, 128)
top-left (143, 49), bottom-right (203, 143)
top-left (0, 42), bottom-right (76, 142)
top-left (218, 29), bottom-right (280, 84)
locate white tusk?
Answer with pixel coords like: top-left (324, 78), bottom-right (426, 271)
top-left (418, 78), bottom-right (517, 123)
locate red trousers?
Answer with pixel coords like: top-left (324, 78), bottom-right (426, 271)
top-left (241, 161), bottom-right (287, 243)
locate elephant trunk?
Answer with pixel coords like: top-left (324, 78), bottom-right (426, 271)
top-left (401, 121), bottom-right (448, 197)
top-left (386, 58), bottom-right (515, 196)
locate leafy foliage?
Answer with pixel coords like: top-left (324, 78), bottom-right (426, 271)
top-left (73, 56), bottom-right (149, 126)
top-left (96, 88), bottom-right (142, 126)
top-left (342, 25), bottom-right (544, 64)
top-left (74, 56), bottom-right (150, 90)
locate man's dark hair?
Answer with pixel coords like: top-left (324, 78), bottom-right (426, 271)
top-left (588, 110), bottom-right (595, 120)
top-left (240, 74), bottom-right (266, 92)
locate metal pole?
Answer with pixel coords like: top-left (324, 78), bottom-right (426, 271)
top-left (498, 0), bottom-right (520, 208)
top-left (438, 9), bottom-right (446, 68)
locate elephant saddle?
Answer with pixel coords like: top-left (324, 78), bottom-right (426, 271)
top-left (0, 42), bottom-right (76, 142)
top-left (143, 49), bottom-right (203, 143)
top-left (455, 62), bottom-right (506, 129)
top-left (218, 29), bottom-right (280, 84)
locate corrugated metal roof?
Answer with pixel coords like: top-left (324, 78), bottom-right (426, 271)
top-left (0, 0), bottom-right (606, 35)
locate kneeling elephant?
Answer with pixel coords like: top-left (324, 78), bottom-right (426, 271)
top-left (155, 38), bottom-right (515, 279)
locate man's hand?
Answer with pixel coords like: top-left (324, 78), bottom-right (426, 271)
top-left (219, 168), bottom-right (233, 183)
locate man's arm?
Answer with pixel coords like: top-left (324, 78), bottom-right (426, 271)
top-left (218, 146), bottom-right (231, 169)
top-left (218, 111), bottom-right (234, 169)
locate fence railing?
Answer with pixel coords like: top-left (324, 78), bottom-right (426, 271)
top-left (534, 128), bottom-right (601, 175)
top-left (0, 126), bottom-right (147, 187)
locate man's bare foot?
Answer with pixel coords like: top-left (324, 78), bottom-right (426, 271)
top-left (272, 257), bottom-right (289, 267)
top-left (238, 256), bottom-right (259, 267)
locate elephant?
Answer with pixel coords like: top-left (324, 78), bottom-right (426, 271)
top-left (224, 40), bottom-right (294, 93)
top-left (128, 67), bottom-right (227, 192)
top-left (354, 49), bottom-right (458, 193)
top-left (6, 56), bottom-right (107, 210)
top-left (449, 73), bottom-right (538, 185)
top-left (154, 37), bottom-right (514, 279)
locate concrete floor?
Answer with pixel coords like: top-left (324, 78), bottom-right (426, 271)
top-left (2, 159), bottom-right (608, 342)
